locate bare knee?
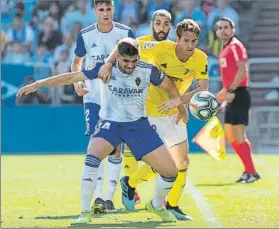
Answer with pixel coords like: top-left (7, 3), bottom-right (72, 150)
top-left (160, 162), bottom-right (178, 178)
top-left (176, 156), bottom-right (190, 171)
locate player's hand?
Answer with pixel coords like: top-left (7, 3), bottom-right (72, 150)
top-left (158, 97), bottom-right (183, 114)
top-left (74, 81), bottom-right (88, 96)
top-left (226, 92), bottom-right (235, 103)
top-left (175, 110), bottom-right (189, 124)
top-left (181, 93), bottom-right (192, 105)
top-left (216, 88), bottom-right (226, 102)
top-left (17, 82), bottom-right (38, 97)
top-left (98, 62), bottom-right (113, 84)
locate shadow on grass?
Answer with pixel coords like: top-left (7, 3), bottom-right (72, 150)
top-left (69, 220), bottom-right (166, 228)
top-left (195, 182), bottom-right (236, 187)
top-left (35, 208), bottom-right (147, 220)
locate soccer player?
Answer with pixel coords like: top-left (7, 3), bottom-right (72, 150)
top-left (17, 38), bottom-right (184, 223)
top-left (215, 17), bottom-right (260, 183)
top-left (71, 0), bottom-right (135, 212)
top-left (100, 19), bottom-right (209, 220)
top-left (122, 9), bottom-right (173, 204)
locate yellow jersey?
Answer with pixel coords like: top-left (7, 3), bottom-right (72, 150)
top-left (137, 39), bottom-right (209, 116)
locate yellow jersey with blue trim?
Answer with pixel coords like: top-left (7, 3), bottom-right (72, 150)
top-left (137, 40), bottom-right (209, 117)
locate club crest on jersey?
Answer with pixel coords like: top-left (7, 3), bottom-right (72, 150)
top-left (87, 62), bottom-right (96, 70)
top-left (221, 58), bottom-right (227, 67)
top-left (143, 42), bottom-right (155, 50)
top-left (135, 77), bottom-right (141, 86)
top-left (184, 68), bottom-right (190, 74)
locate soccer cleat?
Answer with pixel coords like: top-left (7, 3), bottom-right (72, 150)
top-left (120, 176), bottom-right (135, 211)
top-left (74, 211), bottom-right (91, 224)
top-left (91, 197), bottom-right (106, 214)
top-left (236, 172), bottom-right (249, 183)
top-left (135, 191), bottom-right (141, 204)
top-left (166, 202), bottom-right (192, 221)
top-left (104, 200), bottom-right (117, 213)
top-left (243, 173), bottom-right (261, 184)
top-left (145, 201), bottom-right (177, 222)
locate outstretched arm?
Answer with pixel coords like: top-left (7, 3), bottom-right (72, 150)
top-left (17, 71), bottom-right (94, 97)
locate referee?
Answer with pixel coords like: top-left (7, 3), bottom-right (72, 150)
top-left (216, 17), bottom-right (260, 183)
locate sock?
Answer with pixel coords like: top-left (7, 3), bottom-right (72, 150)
top-left (231, 140), bottom-right (246, 171)
top-left (128, 163), bottom-right (156, 188)
top-left (152, 175), bottom-right (176, 210)
top-left (239, 140), bottom-right (257, 174)
top-left (81, 154), bottom-right (101, 211)
top-left (94, 160), bottom-right (104, 199)
top-left (106, 156), bottom-right (122, 201)
top-left (123, 149), bottom-right (138, 177)
top-left (167, 169), bottom-right (187, 207)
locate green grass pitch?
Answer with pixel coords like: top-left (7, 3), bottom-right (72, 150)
top-left (2, 154), bottom-right (279, 228)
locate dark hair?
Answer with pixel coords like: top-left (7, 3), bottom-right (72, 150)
top-left (14, 12), bottom-right (23, 19)
top-left (152, 9), bottom-right (171, 22)
top-left (117, 38), bottom-right (139, 57)
top-left (176, 19), bottom-right (201, 39)
top-left (94, 0), bottom-right (114, 7)
top-left (217, 17), bottom-right (235, 29)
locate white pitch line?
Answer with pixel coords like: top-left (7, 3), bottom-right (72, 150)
top-left (186, 177), bottom-right (223, 228)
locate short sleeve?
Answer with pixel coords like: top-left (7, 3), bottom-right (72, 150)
top-left (150, 66), bottom-right (165, 86)
top-left (195, 53), bottom-right (209, 80)
top-left (231, 43), bottom-right (248, 62)
top-left (137, 40), bottom-right (161, 64)
top-left (74, 32), bottom-right (86, 57)
top-left (128, 29), bottom-right (135, 38)
top-left (82, 63), bottom-right (103, 80)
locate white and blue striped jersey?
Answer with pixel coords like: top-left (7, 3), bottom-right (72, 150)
top-left (82, 61), bottom-right (165, 122)
top-left (74, 22), bottom-right (135, 104)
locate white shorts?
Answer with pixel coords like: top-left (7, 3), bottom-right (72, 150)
top-left (148, 114), bottom-right (188, 148)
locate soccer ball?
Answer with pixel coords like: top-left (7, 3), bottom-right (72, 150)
top-left (189, 91), bottom-right (219, 121)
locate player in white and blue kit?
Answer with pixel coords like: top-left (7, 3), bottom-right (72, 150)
top-left (17, 38), bottom-right (183, 224)
top-left (71, 0), bottom-right (135, 212)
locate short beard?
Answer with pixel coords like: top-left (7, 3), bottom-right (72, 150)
top-left (152, 28), bottom-right (170, 41)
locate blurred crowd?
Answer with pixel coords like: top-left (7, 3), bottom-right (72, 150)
top-left (1, 0), bottom-right (252, 105)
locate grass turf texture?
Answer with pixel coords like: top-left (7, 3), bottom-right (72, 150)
top-left (2, 154), bottom-right (279, 228)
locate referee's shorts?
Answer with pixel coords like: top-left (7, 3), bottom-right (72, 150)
top-left (225, 87), bottom-right (251, 126)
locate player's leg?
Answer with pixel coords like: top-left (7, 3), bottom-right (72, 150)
top-left (126, 119), bottom-right (165, 190)
top-left (225, 88), bottom-right (259, 183)
top-left (105, 145), bottom-right (122, 212)
top-left (123, 144), bottom-right (139, 177)
top-left (120, 119), bottom-right (178, 221)
top-left (231, 124), bottom-right (259, 183)
top-left (159, 114), bottom-right (192, 220)
top-left (84, 103), bottom-right (106, 213)
top-left (76, 120), bottom-right (122, 224)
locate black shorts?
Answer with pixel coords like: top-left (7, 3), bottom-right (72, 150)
top-left (225, 87), bottom-right (251, 126)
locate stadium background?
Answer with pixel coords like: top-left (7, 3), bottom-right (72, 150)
top-left (1, 0), bottom-right (279, 154)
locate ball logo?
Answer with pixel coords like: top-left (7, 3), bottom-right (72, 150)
top-left (135, 77), bottom-right (141, 86)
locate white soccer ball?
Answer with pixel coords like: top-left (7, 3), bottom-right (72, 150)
top-left (189, 91), bottom-right (219, 121)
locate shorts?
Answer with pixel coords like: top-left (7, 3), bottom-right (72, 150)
top-left (84, 103), bottom-right (101, 136)
top-left (148, 113), bottom-right (188, 148)
top-left (225, 87), bottom-right (251, 126)
top-left (93, 118), bottom-right (164, 161)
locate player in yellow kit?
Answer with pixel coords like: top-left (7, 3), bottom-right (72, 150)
top-left (99, 19), bottom-right (209, 220)
top-left (122, 9), bottom-right (173, 204)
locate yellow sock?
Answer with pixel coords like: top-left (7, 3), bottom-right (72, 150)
top-left (128, 163), bottom-right (156, 188)
top-left (123, 149), bottom-right (138, 177)
top-left (167, 169), bottom-right (187, 207)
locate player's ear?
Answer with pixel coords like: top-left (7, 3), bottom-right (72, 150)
top-left (175, 35), bottom-right (179, 42)
top-left (149, 20), bottom-right (153, 30)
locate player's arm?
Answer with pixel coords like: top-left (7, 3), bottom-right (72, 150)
top-left (71, 32), bottom-right (88, 95)
top-left (99, 40), bottom-right (161, 82)
top-left (182, 54), bottom-right (209, 104)
top-left (17, 64), bottom-right (102, 97)
top-left (226, 44), bottom-right (248, 102)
